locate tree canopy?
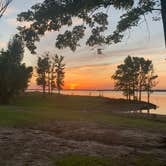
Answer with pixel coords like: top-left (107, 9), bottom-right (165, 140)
top-left (17, 0), bottom-right (164, 54)
top-left (0, 35), bottom-right (33, 104)
top-left (112, 56), bottom-right (158, 102)
top-left (36, 53), bottom-right (65, 95)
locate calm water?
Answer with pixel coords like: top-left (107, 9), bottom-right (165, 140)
top-left (60, 90), bottom-right (166, 115)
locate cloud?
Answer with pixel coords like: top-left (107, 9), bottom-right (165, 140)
top-left (66, 62), bottom-right (114, 70)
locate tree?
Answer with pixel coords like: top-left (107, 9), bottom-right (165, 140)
top-left (36, 54), bottom-right (50, 95)
top-left (0, 0), bottom-right (13, 19)
top-left (0, 35), bottom-right (33, 104)
top-left (50, 59), bottom-right (56, 95)
top-left (112, 56), bottom-right (135, 100)
top-left (112, 56), bottom-right (158, 102)
top-left (54, 54), bottom-right (65, 94)
top-left (145, 65), bottom-right (158, 103)
top-left (36, 53), bottom-right (65, 95)
top-left (17, 0), bottom-right (165, 54)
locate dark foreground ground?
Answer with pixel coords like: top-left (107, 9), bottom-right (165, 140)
top-left (0, 93), bottom-right (165, 166)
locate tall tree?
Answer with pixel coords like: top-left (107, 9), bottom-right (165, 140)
top-left (17, 0), bottom-right (165, 54)
top-left (50, 59), bottom-right (56, 95)
top-left (112, 56), bottom-right (135, 100)
top-left (0, 35), bottom-right (33, 104)
top-left (54, 54), bottom-right (65, 94)
top-left (36, 54), bottom-right (50, 95)
top-left (145, 65), bottom-right (158, 103)
top-left (112, 56), bottom-right (158, 102)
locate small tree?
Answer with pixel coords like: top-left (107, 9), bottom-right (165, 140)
top-left (50, 62), bottom-right (56, 95)
top-left (0, 35), bottom-right (33, 104)
top-left (36, 54), bottom-right (50, 95)
top-left (54, 54), bottom-right (65, 94)
top-left (112, 56), bottom-right (137, 100)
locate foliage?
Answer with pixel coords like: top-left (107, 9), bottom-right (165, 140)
top-left (0, 35), bottom-right (33, 104)
top-left (112, 56), bottom-right (158, 102)
top-left (36, 53), bottom-right (65, 95)
top-left (17, 0), bottom-right (164, 54)
top-left (54, 54), bottom-right (65, 94)
top-left (36, 53), bottom-right (50, 94)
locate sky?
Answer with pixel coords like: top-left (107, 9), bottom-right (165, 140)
top-left (0, 0), bottom-right (166, 90)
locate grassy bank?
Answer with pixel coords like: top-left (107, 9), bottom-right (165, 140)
top-left (0, 92), bottom-right (165, 130)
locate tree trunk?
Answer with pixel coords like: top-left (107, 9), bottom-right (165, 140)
top-left (48, 72), bottom-right (51, 95)
top-left (43, 84), bottom-right (45, 95)
top-left (133, 82), bottom-right (135, 100)
top-left (147, 91), bottom-right (150, 104)
top-left (139, 89), bottom-right (142, 101)
top-left (58, 89), bottom-right (60, 95)
top-left (161, 0), bottom-right (166, 47)
top-left (42, 73), bottom-right (46, 96)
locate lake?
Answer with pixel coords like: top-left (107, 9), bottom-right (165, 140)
top-left (60, 90), bottom-right (166, 115)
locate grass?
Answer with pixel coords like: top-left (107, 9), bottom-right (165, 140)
top-left (0, 92), bottom-right (165, 130)
top-left (51, 154), bottom-right (163, 166)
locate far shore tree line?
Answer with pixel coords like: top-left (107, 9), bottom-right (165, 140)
top-left (112, 56), bottom-right (158, 103)
top-left (36, 53), bottom-right (65, 95)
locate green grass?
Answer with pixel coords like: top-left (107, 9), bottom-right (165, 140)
top-left (51, 154), bottom-right (163, 166)
top-left (0, 92), bottom-right (165, 130)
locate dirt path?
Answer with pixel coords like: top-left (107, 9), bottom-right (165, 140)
top-left (0, 121), bottom-right (165, 165)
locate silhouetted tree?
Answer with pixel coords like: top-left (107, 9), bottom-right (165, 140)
top-left (50, 57), bottom-right (56, 95)
top-left (54, 54), bottom-right (65, 94)
top-left (36, 53), bottom-right (65, 95)
top-left (112, 56), bottom-right (158, 102)
top-left (112, 57), bottom-right (134, 100)
top-left (17, 0), bottom-right (165, 54)
top-left (0, 35), bottom-right (33, 104)
top-left (36, 54), bottom-right (50, 95)
top-left (145, 65), bottom-right (158, 103)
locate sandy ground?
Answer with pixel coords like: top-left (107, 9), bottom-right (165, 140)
top-left (0, 121), bottom-right (165, 165)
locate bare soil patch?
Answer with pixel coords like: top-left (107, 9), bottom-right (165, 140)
top-left (0, 121), bottom-right (165, 165)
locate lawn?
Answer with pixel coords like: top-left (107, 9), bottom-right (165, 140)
top-left (0, 92), bottom-right (165, 130)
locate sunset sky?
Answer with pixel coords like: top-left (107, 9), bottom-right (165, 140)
top-left (0, 0), bottom-right (166, 90)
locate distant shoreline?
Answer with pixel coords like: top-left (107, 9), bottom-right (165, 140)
top-left (27, 89), bottom-right (166, 92)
